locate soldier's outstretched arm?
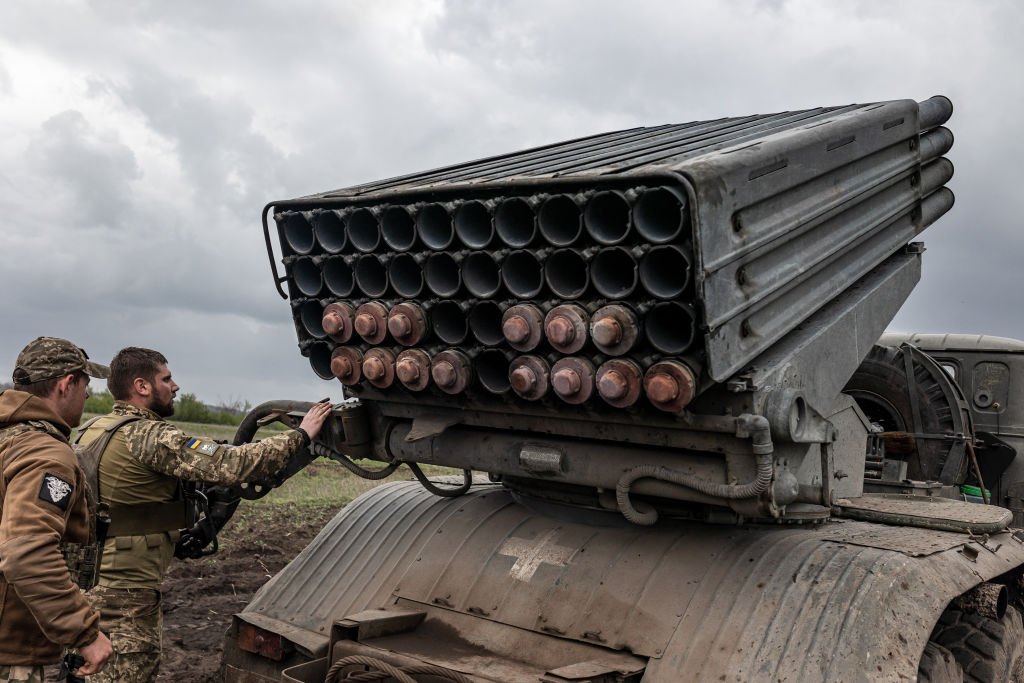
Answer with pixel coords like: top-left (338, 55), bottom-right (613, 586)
top-left (123, 401), bottom-right (333, 486)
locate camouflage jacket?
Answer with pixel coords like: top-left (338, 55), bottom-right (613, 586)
top-left (0, 390), bottom-right (100, 665)
top-left (81, 401), bottom-right (307, 588)
top-left (97, 401), bottom-right (306, 487)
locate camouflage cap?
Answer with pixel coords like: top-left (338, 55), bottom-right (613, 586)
top-left (13, 336), bottom-right (110, 384)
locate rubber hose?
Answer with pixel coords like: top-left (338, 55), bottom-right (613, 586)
top-left (616, 414), bottom-right (774, 525)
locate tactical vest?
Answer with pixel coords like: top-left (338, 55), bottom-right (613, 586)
top-left (0, 421), bottom-right (99, 591)
top-left (75, 415), bottom-right (196, 587)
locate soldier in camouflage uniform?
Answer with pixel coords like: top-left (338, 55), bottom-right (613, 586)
top-left (78, 347), bottom-right (332, 682)
top-left (0, 337), bottom-right (113, 682)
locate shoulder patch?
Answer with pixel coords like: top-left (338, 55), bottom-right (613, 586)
top-left (186, 438), bottom-right (219, 456)
top-left (39, 472), bottom-right (73, 511)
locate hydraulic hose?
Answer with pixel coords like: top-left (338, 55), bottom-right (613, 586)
top-left (310, 441), bottom-right (400, 480)
top-left (616, 414), bottom-right (774, 525)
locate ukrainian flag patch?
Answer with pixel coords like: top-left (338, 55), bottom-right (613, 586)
top-left (187, 438), bottom-right (200, 450)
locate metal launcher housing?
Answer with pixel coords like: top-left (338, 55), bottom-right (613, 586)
top-left (263, 96), bottom-right (956, 523)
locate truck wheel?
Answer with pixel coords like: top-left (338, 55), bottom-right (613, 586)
top-left (843, 344), bottom-right (967, 483)
top-left (929, 605), bottom-right (1024, 682)
top-left (917, 641), bottom-right (964, 682)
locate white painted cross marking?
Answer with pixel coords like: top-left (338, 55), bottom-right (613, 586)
top-left (498, 529), bottom-right (575, 582)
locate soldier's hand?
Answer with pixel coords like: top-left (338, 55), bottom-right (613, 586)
top-left (77, 631), bottom-right (113, 674)
top-left (298, 400), bottom-right (333, 441)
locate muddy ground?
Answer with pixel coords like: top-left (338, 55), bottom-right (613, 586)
top-left (157, 500), bottom-right (340, 682)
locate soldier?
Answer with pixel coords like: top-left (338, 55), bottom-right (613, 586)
top-left (78, 347), bottom-right (332, 682)
top-left (0, 337), bottom-right (113, 683)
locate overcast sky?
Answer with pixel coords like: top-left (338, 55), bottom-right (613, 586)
top-left (1, 1), bottom-right (1021, 407)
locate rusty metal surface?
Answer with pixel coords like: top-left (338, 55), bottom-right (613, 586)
top-left (238, 481), bottom-right (1024, 681)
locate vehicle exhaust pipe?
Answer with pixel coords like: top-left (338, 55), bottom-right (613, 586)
top-left (591, 246), bottom-right (643, 299)
top-left (432, 349), bottom-right (474, 394)
top-left (509, 354), bottom-right (552, 401)
top-left (544, 304), bottom-right (589, 354)
top-left (502, 249), bottom-right (547, 299)
top-left (388, 252), bottom-right (425, 298)
top-left (633, 186), bottom-right (688, 244)
top-left (362, 347), bottom-right (397, 389)
top-left (432, 300), bottom-right (471, 345)
top-left (424, 251), bottom-right (464, 297)
top-left (387, 302), bottom-right (429, 346)
top-left (417, 202), bottom-right (455, 250)
top-left (538, 194), bottom-right (583, 246)
top-left (469, 300), bottom-right (508, 347)
top-left (381, 205), bottom-right (417, 251)
top-left (396, 348), bottom-right (432, 391)
top-left (291, 256), bottom-right (322, 297)
top-left (463, 250), bottom-right (505, 298)
top-left (639, 244), bottom-right (692, 299)
top-left (495, 197), bottom-right (537, 247)
top-left (322, 302), bottom-right (356, 343)
top-left (596, 358), bottom-right (644, 408)
top-left (477, 348), bottom-right (514, 395)
top-left (330, 346), bottom-right (365, 385)
top-left (308, 341), bottom-right (335, 380)
top-left (551, 356), bottom-right (596, 404)
top-left (314, 209), bottom-right (347, 254)
top-left (545, 248), bottom-right (593, 299)
top-left (353, 301), bottom-right (390, 344)
top-left (454, 200), bottom-right (494, 248)
top-left (322, 256), bottom-right (355, 297)
top-left (644, 360), bottom-right (698, 412)
top-left (645, 301), bottom-right (697, 353)
top-left (584, 190), bottom-right (632, 245)
top-left (280, 211), bottom-right (316, 255)
top-left (502, 303), bottom-right (546, 352)
top-left (347, 207), bottom-right (381, 253)
top-left (590, 304), bottom-right (640, 355)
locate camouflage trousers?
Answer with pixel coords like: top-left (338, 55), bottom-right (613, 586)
top-left (84, 585), bottom-right (162, 683)
top-left (0, 667), bottom-right (42, 683)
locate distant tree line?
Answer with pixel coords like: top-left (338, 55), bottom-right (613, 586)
top-left (3, 383), bottom-right (250, 426)
top-left (84, 390), bottom-right (247, 425)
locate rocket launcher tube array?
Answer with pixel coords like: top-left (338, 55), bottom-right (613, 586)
top-left (278, 96), bottom-right (955, 417)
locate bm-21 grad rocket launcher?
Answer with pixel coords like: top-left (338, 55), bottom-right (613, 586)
top-left (223, 96), bottom-right (1024, 682)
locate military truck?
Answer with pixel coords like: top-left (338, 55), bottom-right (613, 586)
top-left (219, 96), bottom-right (1024, 682)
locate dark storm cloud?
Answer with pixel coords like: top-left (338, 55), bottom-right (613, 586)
top-left (27, 110), bottom-right (142, 229)
top-left (1, 1), bottom-right (1022, 404)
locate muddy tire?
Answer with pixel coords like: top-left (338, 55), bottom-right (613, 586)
top-left (929, 605), bottom-right (1024, 682)
top-left (843, 344), bottom-right (967, 482)
top-left (917, 641), bottom-right (964, 682)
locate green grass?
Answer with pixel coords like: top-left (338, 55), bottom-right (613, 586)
top-left (247, 460), bottom-right (459, 508)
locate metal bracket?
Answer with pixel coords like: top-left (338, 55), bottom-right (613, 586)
top-left (405, 414), bottom-right (463, 442)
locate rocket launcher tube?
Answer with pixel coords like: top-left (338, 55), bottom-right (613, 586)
top-left (314, 209), bottom-right (347, 254)
top-left (381, 205), bottom-right (416, 251)
top-left (495, 197), bottom-right (537, 248)
top-left (416, 203), bottom-right (455, 250)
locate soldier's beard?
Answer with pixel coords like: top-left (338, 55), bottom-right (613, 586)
top-left (151, 397), bottom-right (175, 417)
